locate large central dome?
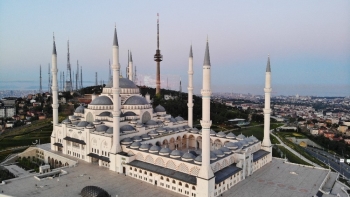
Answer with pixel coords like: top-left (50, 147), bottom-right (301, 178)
top-left (105, 77), bottom-right (138, 89)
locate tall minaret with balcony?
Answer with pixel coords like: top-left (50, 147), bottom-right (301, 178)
top-left (110, 26), bottom-right (122, 171)
top-left (154, 13), bottom-right (163, 95)
top-left (262, 55), bottom-right (272, 155)
top-left (50, 34), bottom-right (59, 151)
top-left (187, 45), bottom-right (194, 128)
top-left (197, 39), bottom-right (215, 196)
top-left (128, 51), bottom-right (133, 82)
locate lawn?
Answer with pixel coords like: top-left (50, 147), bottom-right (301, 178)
top-left (273, 145), bottom-right (312, 166)
top-left (231, 123), bottom-right (284, 141)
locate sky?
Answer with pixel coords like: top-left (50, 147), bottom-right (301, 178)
top-left (0, 1), bottom-right (349, 96)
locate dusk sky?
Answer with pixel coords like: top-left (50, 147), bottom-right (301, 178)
top-left (0, 1), bottom-right (349, 96)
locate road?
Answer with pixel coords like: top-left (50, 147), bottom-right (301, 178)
top-left (305, 147), bottom-right (350, 179)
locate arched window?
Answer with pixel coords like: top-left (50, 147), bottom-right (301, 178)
top-left (166, 178), bottom-right (169, 182)
top-left (185, 184), bottom-right (189, 188)
top-left (172, 180), bottom-right (176, 184)
top-left (192, 186), bottom-right (196, 190)
top-left (144, 171), bottom-right (147, 175)
top-left (179, 182), bottom-right (182, 186)
top-left (160, 176), bottom-right (163, 180)
top-left (149, 173), bottom-right (152, 177)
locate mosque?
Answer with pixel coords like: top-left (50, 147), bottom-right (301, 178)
top-left (47, 24), bottom-right (273, 197)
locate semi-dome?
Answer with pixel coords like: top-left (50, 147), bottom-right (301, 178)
top-left (123, 111), bottom-right (136, 116)
top-left (124, 96), bottom-right (148, 105)
top-left (74, 104), bottom-right (85, 113)
top-left (149, 145), bottom-right (161, 153)
top-left (237, 133), bottom-right (246, 140)
top-left (154, 105), bottom-right (166, 112)
top-left (80, 185), bottom-right (110, 197)
top-left (181, 152), bottom-right (195, 161)
top-left (145, 120), bottom-right (157, 125)
top-left (170, 150), bottom-right (183, 158)
top-left (220, 146), bottom-right (232, 154)
top-left (95, 125), bottom-right (109, 132)
top-left (106, 127), bottom-right (113, 134)
top-left (159, 147), bottom-right (171, 155)
top-left (139, 144), bottom-right (151, 151)
top-left (77, 121), bottom-right (89, 128)
top-left (98, 111), bottom-right (111, 116)
top-left (216, 131), bottom-right (226, 138)
top-left (130, 141), bottom-right (141, 149)
top-left (90, 96), bottom-right (113, 105)
top-left (105, 77), bottom-right (138, 89)
top-left (213, 149), bottom-right (225, 157)
top-left (226, 132), bottom-right (236, 139)
top-left (120, 125), bottom-right (135, 132)
top-left (121, 137), bottom-right (132, 145)
top-left (194, 155), bottom-right (202, 164)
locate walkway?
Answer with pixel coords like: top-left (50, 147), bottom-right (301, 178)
top-left (3, 164), bottom-right (30, 177)
top-left (271, 132), bottom-right (321, 167)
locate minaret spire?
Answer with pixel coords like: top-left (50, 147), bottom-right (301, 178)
top-left (50, 33), bottom-right (59, 151)
top-left (197, 39), bottom-right (215, 196)
top-left (187, 44), bottom-right (194, 128)
top-left (154, 13), bottom-right (163, 95)
top-left (39, 65), bottom-right (42, 93)
top-left (262, 54), bottom-right (272, 156)
top-left (128, 51), bottom-right (133, 81)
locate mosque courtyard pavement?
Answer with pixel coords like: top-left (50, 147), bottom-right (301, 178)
top-left (1, 156), bottom-right (330, 197)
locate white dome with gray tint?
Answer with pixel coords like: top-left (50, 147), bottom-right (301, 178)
top-left (105, 77), bottom-right (138, 89)
top-left (74, 105), bottom-right (85, 113)
top-left (154, 105), bottom-right (166, 112)
top-left (124, 96), bottom-right (149, 105)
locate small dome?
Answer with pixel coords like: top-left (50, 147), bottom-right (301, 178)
top-left (90, 96), bottom-right (113, 105)
top-left (226, 132), bottom-right (236, 139)
top-left (132, 136), bottom-right (142, 142)
top-left (62, 118), bottom-right (71, 124)
top-left (74, 104), bottom-right (85, 113)
top-left (159, 147), bottom-right (171, 155)
top-left (93, 119), bottom-right (102, 125)
top-left (175, 116), bottom-right (184, 121)
top-left (124, 111), bottom-right (136, 116)
top-left (98, 111), bottom-right (111, 116)
top-left (237, 133), bottom-right (246, 140)
top-left (106, 127), bottom-right (113, 134)
top-left (225, 142), bottom-right (238, 150)
top-left (139, 144), bottom-right (151, 151)
top-left (213, 149), bottom-right (225, 157)
top-left (95, 125), bottom-right (109, 132)
top-left (148, 130), bottom-right (158, 136)
top-left (220, 146), bottom-right (232, 154)
top-left (72, 121), bottom-right (79, 126)
top-left (156, 127), bottom-right (166, 133)
top-left (130, 141), bottom-right (141, 149)
top-left (149, 145), bottom-right (161, 153)
top-left (136, 122), bottom-right (143, 128)
top-left (210, 151), bottom-right (217, 160)
top-left (169, 117), bottom-right (177, 122)
top-left (246, 138), bottom-right (254, 144)
top-left (167, 128), bottom-right (174, 133)
top-left (240, 140), bottom-right (248, 147)
top-left (182, 152), bottom-right (195, 161)
top-left (81, 186), bottom-right (110, 197)
top-left (121, 137), bottom-right (132, 145)
top-left (120, 125), bottom-right (135, 132)
top-left (86, 123), bottom-right (94, 129)
top-left (210, 129), bottom-right (216, 136)
top-left (249, 135), bottom-right (259, 142)
top-left (190, 128), bottom-right (199, 134)
top-left (145, 120), bottom-right (157, 125)
top-left (141, 134), bottom-right (151, 140)
top-left (124, 96), bottom-right (149, 105)
top-left (76, 121), bottom-right (89, 128)
top-left (194, 155), bottom-right (202, 164)
top-left (170, 150), bottom-right (183, 158)
top-left (154, 105), bottom-right (166, 112)
top-left (216, 131), bottom-right (226, 137)
top-left (164, 118), bottom-right (170, 123)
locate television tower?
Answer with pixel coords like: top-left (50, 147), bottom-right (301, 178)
top-left (65, 40), bottom-right (73, 91)
top-left (80, 66), bottom-right (83, 89)
top-left (39, 65), bottom-right (42, 93)
top-left (154, 13), bottom-right (163, 95)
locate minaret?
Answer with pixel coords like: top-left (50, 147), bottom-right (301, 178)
top-left (39, 65), bottom-right (42, 93)
top-left (48, 64), bottom-right (51, 93)
top-left (128, 51), bottom-right (133, 81)
top-left (108, 59), bottom-right (111, 80)
top-left (154, 13), bottom-right (163, 95)
top-left (80, 66), bottom-right (83, 89)
top-left (51, 34), bottom-right (59, 130)
top-left (187, 45), bottom-right (194, 128)
top-left (197, 39), bottom-right (215, 196)
top-left (95, 72), bottom-right (98, 86)
top-left (179, 78), bottom-right (182, 98)
top-left (66, 40), bottom-right (72, 91)
top-left (111, 26), bottom-right (121, 155)
top-left (262, 55), bottom-right (272, 153)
